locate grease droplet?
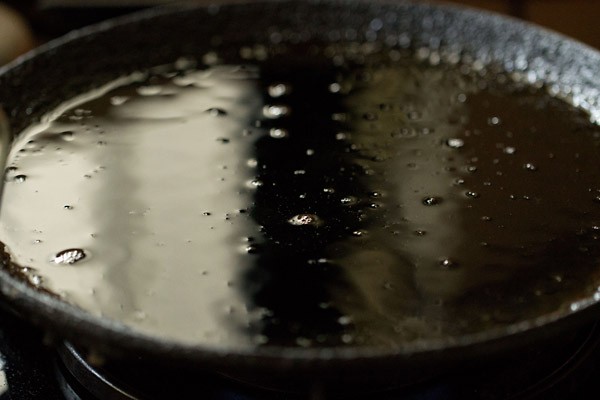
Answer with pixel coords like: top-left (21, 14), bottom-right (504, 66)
top-left (269, 128), bottom-right (288, 139)
top-left (439, 258), bottom-right (459, 269)
top-left (53, 248), bottom-right (87, 265)
top-left (268, 83), bottom-right (290, 97)
top-left (206, 108), bottom-right (227, 117)
top-left (422, 196), bottom-right (442, 206)
top-left (288, 214), bottom-right (322, 226)
top-left (446, 138), bottom-right (464, 149)
top-left (263, 105), bottom-right (290, 118)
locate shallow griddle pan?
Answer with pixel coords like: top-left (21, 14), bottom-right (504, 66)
top-left (1, 0), bottom-right (600, 380)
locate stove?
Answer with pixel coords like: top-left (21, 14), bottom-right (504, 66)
top-left (1, 303), bottom-right (600, 400)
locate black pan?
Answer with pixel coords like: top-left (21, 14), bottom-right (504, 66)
top-left (1, 0), bottom-right (600, 384)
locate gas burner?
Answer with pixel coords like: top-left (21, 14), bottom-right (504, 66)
top-left (54, 322), bottom-right (600, 400)
top-left (55, 342), bottom-right (293, 400)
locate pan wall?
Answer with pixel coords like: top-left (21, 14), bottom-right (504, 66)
top-left (445, 0), bottom-right (600, 50)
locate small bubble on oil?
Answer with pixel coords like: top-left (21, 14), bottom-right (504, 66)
top-left (422, 196), bottom-right (442, 206)
top-left (488, 116), bottom-right (501, 126)
top-left (206, 108), bottom-right (227, 117)
top-left (60, 131), bottom-right (75, 141)
top-left (446, 138), bottom-right (464, 149)
top-left (29, 274), bottom-right (43, 286)
top-left (53, 248), bottom-right (87, 265)
top-left (110, 96), bottom-right (129, 106)
top-left (245, 244), bottom-right (260, 254)
top-left (267, 83), bottom-right (290, 97)
top-left (328, 83), bottom-right (341, 93)
top-left (503, 146), bottom-right (516, 155)
top-left (288, 214), bottom-right (322, 226)
top-left (439, 258), bottom-right (459, 269)
top-left (263, 105), bottom-right (290, 119)
top-left (341, 334), bottom-right (354, 344)
top-left (331, 113), bottom-right (347, 122)
top-left (340, 196), bottom-right (357, 205)
top-left (246, 179), bottom-right (263, 188)
top-left (269, 128), bottom-right (288, 139)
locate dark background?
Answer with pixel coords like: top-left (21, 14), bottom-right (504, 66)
top-left (0, 0), bottom-right (599, 66)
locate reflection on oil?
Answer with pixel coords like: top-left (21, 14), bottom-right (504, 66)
top-left (1, 65), bottom-right (266, 347)
top-left (1, 45), bottom-right (600, 349)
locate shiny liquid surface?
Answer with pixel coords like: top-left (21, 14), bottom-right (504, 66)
top-left (2, 46), bottom-right (600, 349)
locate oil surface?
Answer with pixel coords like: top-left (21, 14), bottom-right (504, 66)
top-left (2, 45), bottom-right (600, 349)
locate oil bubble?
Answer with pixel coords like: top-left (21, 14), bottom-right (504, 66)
top-left (488, 116), bottom-right (501, 126)
top-left (206, 108), bottom-right (227, 117)
top-left (288, 214), bottom-right (322, 227)
top-left (340, 196), bottom-right (357, 205)
top-left (446, 138), bottom-right (464, 149)
top-left (110, 96), bottom-right (129, 106)
top-left (263, 105), bottom-right (290, 119)
top-left (269, 128), bottom-right (288, 139)
top-left (328, 83), bottom-right (341, 93)
top-left (422, 196), bottom-right (442, 206)
top-left (268, 83), bottom-right (290, 97)
top-left (439, 258), bottom-right (459, 269)
top-left (52, 248), bottom-right (87, 265)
